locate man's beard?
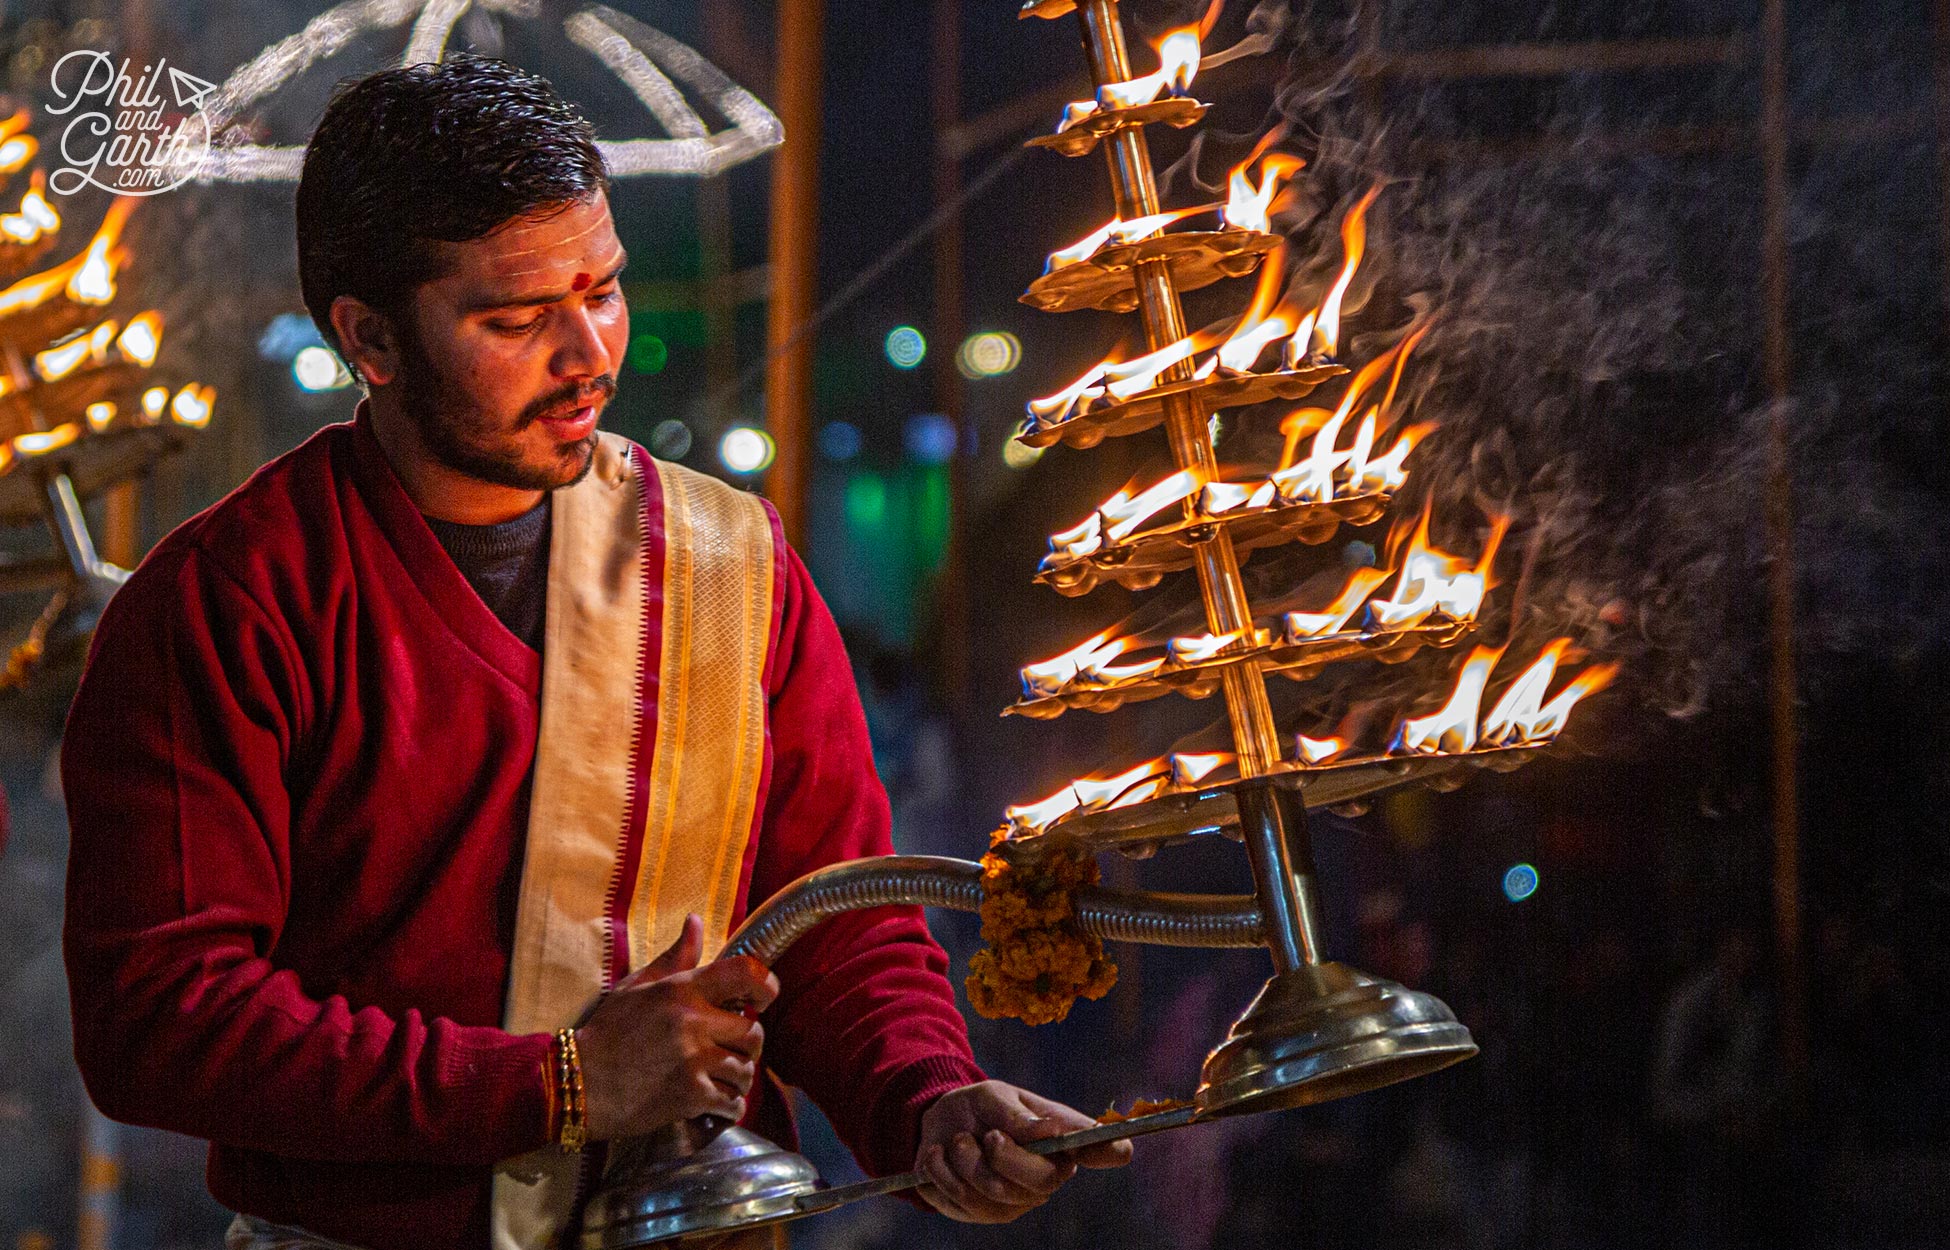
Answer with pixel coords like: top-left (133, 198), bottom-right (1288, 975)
top-left (394, 327), bottom-right (612, 493)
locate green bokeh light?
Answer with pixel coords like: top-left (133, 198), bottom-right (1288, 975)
top-left (627, 333), bottom-right (669, 375)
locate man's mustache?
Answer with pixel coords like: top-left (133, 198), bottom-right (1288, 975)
top-left (520, 374), bottom-right (617, 427)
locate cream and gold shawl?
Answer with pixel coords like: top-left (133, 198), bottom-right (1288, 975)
top-left (491, 432), bottom-right (777, 1248)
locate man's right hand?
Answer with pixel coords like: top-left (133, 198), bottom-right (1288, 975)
top-left (575, 913), bottom-right (780, 1140)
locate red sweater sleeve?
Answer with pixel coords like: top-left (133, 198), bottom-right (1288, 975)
top-left (748, 543), bottom-right (987, 1178)
top-left (60, 544), bottom-right (552, 1166)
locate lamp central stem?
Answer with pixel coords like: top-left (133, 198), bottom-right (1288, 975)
top-left (1075, 0), bottom-right (1283, 779)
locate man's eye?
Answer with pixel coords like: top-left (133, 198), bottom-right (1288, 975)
top-left (492, 317), bottom-right (544, 335)
top-left (591, 287), bottom-right (621, 305)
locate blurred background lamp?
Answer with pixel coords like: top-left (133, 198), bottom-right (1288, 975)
top-left (903, 412), bottom-right (956, 464)
top-left (817, 421), bottom-right (863, 461)
top-left (649, 418), bottom-right (693, 460)
top-left (1502, 863), bottom-right (1540, 903)
top-left (719, 426), bottom-right (775, 474)
top-left (956, 330), bottom-right (1021, 379)
top-left (884, 325), bottom-right (926, 370)
top-left (292, 345), bottom-right (352, 392)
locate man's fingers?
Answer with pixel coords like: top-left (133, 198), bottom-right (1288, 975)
top-left (707, 1049), bottom-right (757, 1098)
top-left (702, 1010), bottom-right (765, 1060)
top-left (916, 1138), bottom-right (1006, 1216)
top-left (622, 914), bottom-right (704, 988)
top-left (1074, 1137), bottom-right (1135, 1170)
top-left (949, 1131), bottom-right (1044, 1212)
top-left (690, 956), bottom-right (781, 1012)
top-left (979, 1128), bottom-right (1073, 1195)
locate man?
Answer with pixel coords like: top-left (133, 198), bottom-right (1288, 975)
top-left (61, 56), bottom-right (1125, 1250)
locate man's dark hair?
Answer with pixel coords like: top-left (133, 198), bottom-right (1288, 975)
top-left (296, 55), bottom-right (610, 367)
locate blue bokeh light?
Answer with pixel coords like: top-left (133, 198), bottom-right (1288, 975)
top-left (1502, 862), bottom-right (1540, 903)
top-left (818, 421), bottom-right (863, 461)
top-left (904, 413), bottom-right (957, 464)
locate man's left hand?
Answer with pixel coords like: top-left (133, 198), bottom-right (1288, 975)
top-left (914, 1079), bottom-right (1132, 1223)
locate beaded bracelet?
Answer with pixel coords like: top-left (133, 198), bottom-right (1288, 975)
top-left (553, 1027), bottom-right (587, 1152)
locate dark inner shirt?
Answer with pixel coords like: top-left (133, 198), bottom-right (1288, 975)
top-left (423, 496), bottom-right (552, 653)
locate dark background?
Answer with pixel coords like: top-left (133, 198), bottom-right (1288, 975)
top-left (0, 0), bottom-right (1945, 1247)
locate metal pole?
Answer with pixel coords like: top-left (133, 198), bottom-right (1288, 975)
top-left (1758, 0), bottom-right (1806, 1081)
top-left (763, 0), bottom-right (825, 548)
top-left (933, 0), bottom-right (972, 707)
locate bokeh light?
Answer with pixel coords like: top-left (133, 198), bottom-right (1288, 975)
top-left (955, 331), bottom-right (1021, 379)
top-left (649, 419), bottom-right (693, 460)
top-left (628, 332), bottom-right (670, 375)
top-left (719, 426), bottom-right (775, 474)
top-left (1001, 437), bottom-right (1045, 470)
top-left (884, 325), bottom-right (927, 370)
top-left (903, 413), bottom-right (957, 464)
top-left (1502, 863), bottom-right (1540, 903)
top-left (292, 345), bottom-right (351, 392)
top-left (818, 421), bottom-right (863, 461)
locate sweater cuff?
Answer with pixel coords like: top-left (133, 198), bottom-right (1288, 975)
top-left (862, 1053), bottom-right (989, 1179)
top-left (448, 1030), bottom-right (556, 1163)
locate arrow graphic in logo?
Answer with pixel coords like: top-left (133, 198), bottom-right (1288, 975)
top-left (167, 64), bottom-right (219, 111)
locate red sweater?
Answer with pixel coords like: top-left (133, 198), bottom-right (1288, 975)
top-left (61, 418), bottom-right (984, 1249)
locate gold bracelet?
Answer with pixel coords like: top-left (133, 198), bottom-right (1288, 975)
top-left (554, 1027), bottom-right (587, 1152)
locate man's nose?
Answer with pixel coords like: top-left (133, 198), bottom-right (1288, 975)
top-left (553, 303), bottom-right (615, 381)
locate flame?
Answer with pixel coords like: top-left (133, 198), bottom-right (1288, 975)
top-left (1045, 204), bottom-right (1210, 272)
top-left (1261, 328), bottom-right (1424, 505)
top-left (1302, 185), bottom-right (1380, 362)
top-left (1283, 567), bottom-right (1391, 640)
top-left (1482, 639), bottom-right (1619, 745)
top-left (1297, 735), bottom-right (1348, 764)
top-left (1057, 21), bottom-right (1207, 131)
top-left (1365, 504), bottom-right (1506, 631)
top-left (1021, 630), bottom-right (1126, 697)
top-left (1198, 480), bottom-right (1257, 515)
top-left (1100, 468), bottom-right (1202, 541)
top-left (1166, 629), bottom-right (1244, 665)
top-left (1102, 331), bottom-right (1215, 400)
top-left (116, 311), bottom-right (163, 367)
top-left (1006, 784), bottom-right (1083, 831)
top-left (140, 385), bottom-right (168, 421)
top-left (1170, 751), bottom-right (1233, 786)
top-left (0, 171), bottom-right (59, 244)
top-left (1073, 757), bottom-right (1172, 811)
top-left (0, 134), bottom-right (38, 175)
top-left (1214, 242), bottom-right (1294, 373)
top-left (13, 423), bottom-right (79, 456)
top-left (85, 401), bottom-right (115, 431)
top-left (1028, 355), bottom-right (1113, 426)
top-left (1395, 645), bottom-right (1504, 755)
top-left (34, 319), bottom-right (119, 382)
top-left (1223, 152), bottom-right (1305, 235)
top-left (67, 198), bottom-right (136, 306)
top-left (170, 383), bottom-right (214, 428)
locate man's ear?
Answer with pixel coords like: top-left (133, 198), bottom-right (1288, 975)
top-left (329, 295), bottom-right (404, 387)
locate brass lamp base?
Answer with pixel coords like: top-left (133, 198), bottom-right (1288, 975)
top-left (579, 1121), bottom-right (821, 1250)
top-left (1197, 963), bottom-right (1477, 1117)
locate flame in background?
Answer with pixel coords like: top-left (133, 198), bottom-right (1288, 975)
top-left (0, 171), bottom-right (59, 245)
top-left (1223, 152), bottom-right (1305, 235)
top-left (1364, 502), bottom-right (1507, 631)
top-left (1307, 186), bottom-right (1381, 361)
top-left (1482, 640), bottom-right (1621, 745)
top-left (1395, 645), bottom-right (1505, 755)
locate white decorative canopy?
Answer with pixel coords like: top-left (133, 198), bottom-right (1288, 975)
top-left (186, 0), bottom-right (783, 184)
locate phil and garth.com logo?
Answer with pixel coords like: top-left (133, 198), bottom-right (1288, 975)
top-left (45, 50), bottom-right (216, 196)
